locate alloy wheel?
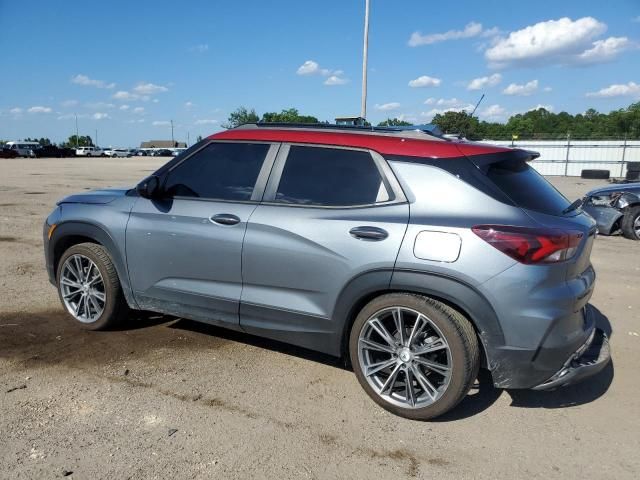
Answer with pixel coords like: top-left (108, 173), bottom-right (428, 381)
top-left (357, 307), bottom-right (452, 409)
top-left (59, 254), bottom-right (106, 323)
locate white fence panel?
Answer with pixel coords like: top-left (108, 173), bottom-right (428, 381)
top-left (481, 139), bottom-right (640, 177)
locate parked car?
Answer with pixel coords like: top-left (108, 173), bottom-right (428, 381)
top-left (582, 182), bottom-right (640, 240)
top-left (34, 145), bottom-right (76, 158)
top-left (152, 149), bottom-right (173, 157)
top-left (75, 146), bottom-right (104, 157)
top-left (4, 141), bottom-right (39, 157)
top-left (43, 123), bottom-right (610, 420)
top-left (0, 147), bottom-right (19, 158)
top-left (104, 148), bottom-right (131, 158)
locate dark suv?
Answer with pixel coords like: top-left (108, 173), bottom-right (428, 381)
top-left (43, 124), bottom-right (610, 420)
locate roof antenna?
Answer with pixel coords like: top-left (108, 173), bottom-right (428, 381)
top-left (459, 93), bottom-right (484, 140)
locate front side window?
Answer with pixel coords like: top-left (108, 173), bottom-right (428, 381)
top-left (165, 142), bottom-right (269, 201)
top-left (275, 146), bottom-right (390, 206)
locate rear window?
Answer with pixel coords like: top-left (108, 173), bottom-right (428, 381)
top-left (486, 161), bottom-right (570, 216)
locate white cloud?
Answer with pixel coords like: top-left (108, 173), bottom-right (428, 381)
top-left (484, 17), bottom-right (632, 68)
top-left (9, 107), bottom-right (23, 114)
top-left (60, 99), bottom-right (78, 107)
top-left (27, 106), bottom-right (52, 113)
top-left (71, 74), bottom-right (115, 89)
top-left (408, 22), bottom-right (483, 46)
top-left (152, 120), bottom-right (171, 126)
top-left (92, 112), bottom-right (110, 120)
top-left (297, 60), bottom-right (323, 75)
top-left (133, 107), bottom-right (145, 114)
top-left (126, 119), bottom-right (145, 124)
top-left (189, 44), bottom-right (209, 53)
top-left (543, 86), bottom-right (553, 92)
top-left (194, 119), bottom-right (218, 125)
top-left (324, 75), bottom-right (349, 86)
top-left (112, 91), bottom-right (137, 101)
top-left (502, 79), bottom-right (539, 96)
top-left (424, 97), bottom-right (469, 107)
top-left (408, 75), bottom-right (441, 88)
top-left (576, 37), bottom-right (632, 64)
top-left (85, 101), bottom-right (115, 109)
top-left (119, 104), bottom-right (130, 110)
top-left (374, 102), bottom-right (401, 111)
top-left (479, 104), bottom-right (507, 121)
top-left (184, 101), bottom-right (194, 109)
top-left (133, 82), bottom-right (168, 95)
top-left (528, 104), bottom-right (554, 112)
top-left (586, 82), bottom-right (640, 98)
top-left (467, 73), bottom-right (502, 90)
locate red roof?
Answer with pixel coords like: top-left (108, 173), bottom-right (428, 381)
top-left (210, 128), bottom-right (510, 159)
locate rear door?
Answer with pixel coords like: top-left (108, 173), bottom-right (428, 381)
top-left (126, 141), bottom-right (278, 327)
top-left (240, 144), bottom-right (409, 352)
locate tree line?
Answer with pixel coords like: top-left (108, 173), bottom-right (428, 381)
top-left (225, 102), bottom-right (640, 140)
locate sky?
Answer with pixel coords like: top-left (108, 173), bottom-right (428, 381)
top-left (0, 0), bottom-right (639, 147)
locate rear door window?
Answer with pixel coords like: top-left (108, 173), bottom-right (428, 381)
top-left (486, 161), bottom-right (570, 216)
top-left (274, 146), bottom-right (390, 206)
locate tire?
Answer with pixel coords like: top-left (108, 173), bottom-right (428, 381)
top-left (56, 242), bottom-right (130, 330)
top-left (621, 206), bottom-right (640, 240)
top-left (349, 293), bottom-right (480, 420)
top-left (581, 169), bottom-right (610, 179)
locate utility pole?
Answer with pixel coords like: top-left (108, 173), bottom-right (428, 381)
top-left (360, 0), bottom-right (371, 120)
top-left (187, 131), bottom-right (190, 147)
top-left (171, 120), bottom-right (174, 144)
top-left (75, 114), bottom-right (79, 147)
top-left (95, 129), bottom-right (98, 147)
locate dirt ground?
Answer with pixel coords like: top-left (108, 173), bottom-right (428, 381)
top-left (1, 157), bottom-right (638, 479)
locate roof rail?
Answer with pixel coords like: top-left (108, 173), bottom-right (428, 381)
top-left (238, 122), bottom-right (445, 139)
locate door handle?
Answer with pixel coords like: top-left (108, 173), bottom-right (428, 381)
top-left (349, 226), bottom-right (388, 241)
top-left (209, 213), bottom-right (241, 226)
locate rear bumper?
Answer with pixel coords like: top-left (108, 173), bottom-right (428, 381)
top-left (532, 327), bottom-right (610, 390)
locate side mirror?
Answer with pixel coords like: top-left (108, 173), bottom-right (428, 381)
top-left (136, 175), bottom-right (162, 199)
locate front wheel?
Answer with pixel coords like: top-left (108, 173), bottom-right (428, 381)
top-left (621, 206), bottom-right (640, 240)
top-left (349, 293), bottom-right (480, 420)
top-left (56, 243), bottom-right (130, 330)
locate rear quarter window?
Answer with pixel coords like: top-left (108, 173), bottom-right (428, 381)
top-left (486, 161), bottom-right (570, 216)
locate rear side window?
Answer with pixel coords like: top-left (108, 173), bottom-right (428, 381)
top-left (165, 142), bottom-right (269, 201)
top-left (486, 161), bottom-right (570, 215)
top-left (275, 146), bottom-right (390, 206)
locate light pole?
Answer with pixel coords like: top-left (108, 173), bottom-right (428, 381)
top-left (360, 0), bottom-right (371, 120)
top-left (95, 129), bottom-right (98, 147)
top-left (171, 120), bottom-right (174, 145)
top-left (75, 114), bottom-right (79, 147)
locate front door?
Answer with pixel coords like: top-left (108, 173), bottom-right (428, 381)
top-left (126, 141), bottom-right (278, 327)
top-left (240, 144), bottom-right (409, 352)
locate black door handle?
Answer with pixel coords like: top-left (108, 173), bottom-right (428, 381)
top-left (209, 213), bottom-right (241, 226)
top-left (349, 226), bottom-right (388, 241)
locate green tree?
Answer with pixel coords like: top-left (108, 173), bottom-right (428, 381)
top-left (432, 111), bottom-right (482, 139)
top-left (260, 108), bottom-right (318, 124)
top-left (377, 118), bottom-right (413, 127)
top-left (63, 135), bottom-right (93, 147)
top-left (223, 106), bottom-right (259, 128)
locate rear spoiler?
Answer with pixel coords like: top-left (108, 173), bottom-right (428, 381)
top-left (464, 148), bottom-right (540, 172)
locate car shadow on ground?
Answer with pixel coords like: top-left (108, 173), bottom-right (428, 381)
top-left (433, 305), bottom-right (614, 421)
top-left (130, 305), bottom-right (614, 421)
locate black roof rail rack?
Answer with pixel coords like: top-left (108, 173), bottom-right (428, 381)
top-left (238, 122), bottom-right (445, 138)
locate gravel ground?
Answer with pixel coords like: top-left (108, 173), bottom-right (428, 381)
top-left (1, 157), bottom-right (638, 479)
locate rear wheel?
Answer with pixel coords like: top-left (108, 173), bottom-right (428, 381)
top-left (349, 293), bottom-right (479, 420)
top-left (56, 243), bottom-right (129, 329)
top-left (621, 206), bottom-right (640, 240)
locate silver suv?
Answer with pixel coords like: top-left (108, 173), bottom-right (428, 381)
top-left (43, 124), bottom-right (610, 420)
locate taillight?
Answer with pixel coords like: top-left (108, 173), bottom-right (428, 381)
top-left (472, 225), bottom-right (583, 264)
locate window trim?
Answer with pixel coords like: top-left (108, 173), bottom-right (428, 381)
top-left (160, 140), bottom-right (280, 204)
top-left (261, 142), bottom-right (407, 209)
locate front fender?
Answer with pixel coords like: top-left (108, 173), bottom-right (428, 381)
top-left (47, 221), bottom-right (138, 308)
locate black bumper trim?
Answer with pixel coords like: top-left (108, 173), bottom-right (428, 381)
top-left (532, 328), bottom-right (611, 390)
